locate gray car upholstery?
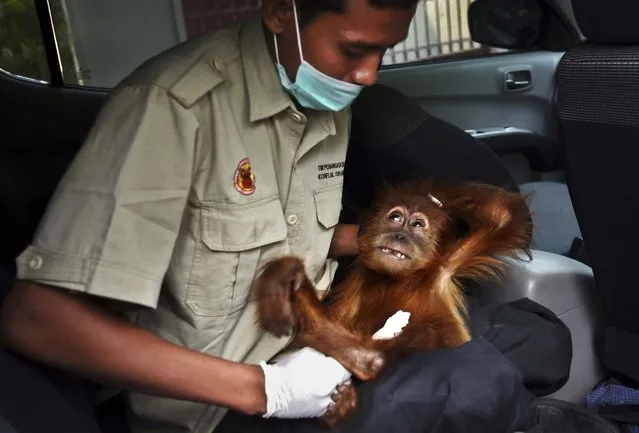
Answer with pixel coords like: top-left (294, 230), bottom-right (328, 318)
top-left (476, 249), bottom-right (604, 403)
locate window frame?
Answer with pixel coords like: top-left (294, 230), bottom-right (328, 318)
top-left (34, 0), bottom-right (65, 86)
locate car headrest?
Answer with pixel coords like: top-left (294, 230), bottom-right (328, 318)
top-left (350, 83), bottom-right (429, 149)
top-left (348, 83), bottom-right (519, 194)
top-left (572, 0), bottom-right (639, 44)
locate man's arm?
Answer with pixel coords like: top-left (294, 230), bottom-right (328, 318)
top-left (0, 281), bottom-right (267, 415)
top-left (0, 83), bottom-right (270, 415)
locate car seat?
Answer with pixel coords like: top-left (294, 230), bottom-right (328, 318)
top-left (555, 0), bottom-right (639, 382)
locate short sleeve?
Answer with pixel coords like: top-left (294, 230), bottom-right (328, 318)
top-left (15, 84), bottom-right (198, 309)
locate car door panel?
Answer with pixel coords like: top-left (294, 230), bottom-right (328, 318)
top-left (377, 51), bottom-right (565, 172)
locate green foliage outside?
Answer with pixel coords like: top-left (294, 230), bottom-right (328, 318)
top-left (0, 0), bottom-right (78, 83)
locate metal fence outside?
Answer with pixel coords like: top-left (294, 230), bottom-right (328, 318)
top-left (382, 0), bottom-right (482, 65)
top-left (180, 0), bottom-right (484, 67)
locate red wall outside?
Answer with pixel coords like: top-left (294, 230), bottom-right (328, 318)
top-left (181, 0), bottom-right (261, 39)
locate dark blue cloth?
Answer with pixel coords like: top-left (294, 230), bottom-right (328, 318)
top-left (216, 338), bottom-right (532, 433)
top-left (587, 383), bottom-right (639, 408)
top-left (586, 382), bottom-right (639, 433)
top-left (334, 337), bottom-right (531, 433)
top-left (0, 418), bottom-right (18, 433)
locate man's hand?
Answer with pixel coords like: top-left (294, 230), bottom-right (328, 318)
top-left (328, 224), bottom-right (360, 258)
top-left (259, 347), bottom-right (352, 419)
top-left (258, 313), bottom-right (412, 420)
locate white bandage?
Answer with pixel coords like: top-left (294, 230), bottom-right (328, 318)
top-left (372, 310), bottom-right (411, 340)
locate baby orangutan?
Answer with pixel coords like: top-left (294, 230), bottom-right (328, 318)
top-left (252, 180), bottom-right (532, 427)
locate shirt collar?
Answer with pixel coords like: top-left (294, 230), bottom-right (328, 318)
top-left (239, 13), bottom-right (339, 136)
top-left (240, 14), bottom-right (294, 122)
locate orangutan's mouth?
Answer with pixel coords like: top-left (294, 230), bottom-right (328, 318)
top-left (379, 247), bottom-right (412, 260)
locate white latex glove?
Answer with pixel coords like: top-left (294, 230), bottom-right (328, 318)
top-left (372, 310), bottom-right (411, 340)
top-left (259, 310), bottom-right (411, 419)
top-left (259, 347), bottom-right (352, 419)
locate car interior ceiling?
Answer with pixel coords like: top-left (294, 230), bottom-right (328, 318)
top-left (1, 0), bottom-right (639, 431)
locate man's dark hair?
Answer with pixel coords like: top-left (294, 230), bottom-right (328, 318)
top-left (297, 0), bottom-right (420, 27)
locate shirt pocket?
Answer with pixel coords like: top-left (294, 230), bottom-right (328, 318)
top-left (185, 195), bottom-right (288, 329)
top-left (309, 183), bottom-right (344, 276)
top-left (315, 183), bottom-right (344, 230)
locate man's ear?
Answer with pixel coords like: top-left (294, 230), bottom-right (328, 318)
top-left (262, 0), bottom-right (295, 35)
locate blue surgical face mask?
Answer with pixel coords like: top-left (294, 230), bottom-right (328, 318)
top-left (273, 1), bottom-right (364, 112)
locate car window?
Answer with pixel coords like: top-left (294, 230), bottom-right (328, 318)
top-left (0, 0), bottom-right (511, 89)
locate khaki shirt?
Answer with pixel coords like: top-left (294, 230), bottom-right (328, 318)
top-left (16, 13), bottom-right (350, 433)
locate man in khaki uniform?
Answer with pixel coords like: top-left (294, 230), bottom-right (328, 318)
top-left (0, 1), bottom-right (418, 432)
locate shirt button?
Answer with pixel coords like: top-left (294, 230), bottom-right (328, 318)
top-left (290, 111), bottom-right (305, 123)
top-left (29, 255), bottom-right (43, 270)
top-left (287, 214), bottom-right (299, 225)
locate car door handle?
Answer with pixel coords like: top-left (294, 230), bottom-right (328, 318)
top-left (465, 126), bottom-right (533, 139)
top-left (504, 70), bottom-right (532, 91)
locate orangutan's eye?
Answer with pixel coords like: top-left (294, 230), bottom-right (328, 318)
top-left (411, 219), bottom-right (425, 228)
top-left (388, 211), bottom-right (404, 223)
